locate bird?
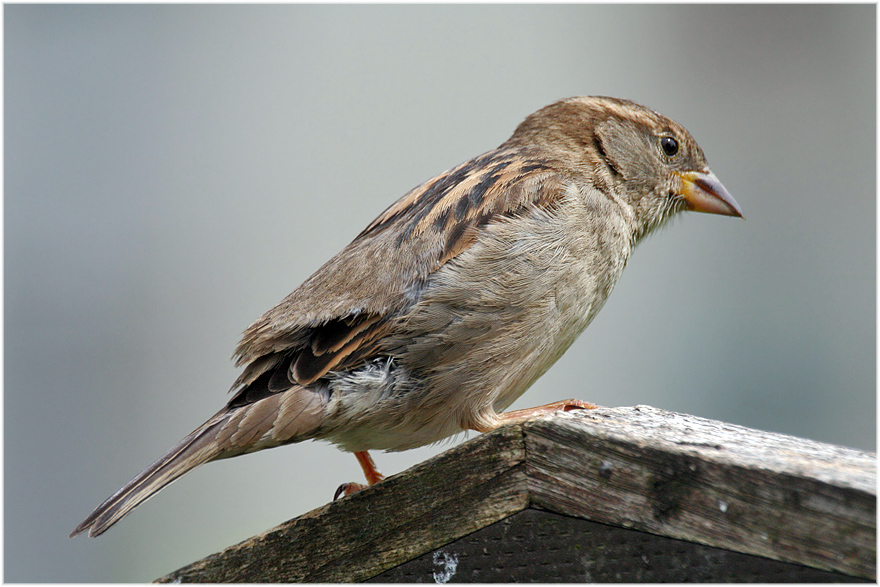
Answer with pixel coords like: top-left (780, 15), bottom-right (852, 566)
top-left (70, 96), bottom-right (742, 538)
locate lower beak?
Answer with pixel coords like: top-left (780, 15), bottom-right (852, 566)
top-left (678, 170), bottom-right (744, 218)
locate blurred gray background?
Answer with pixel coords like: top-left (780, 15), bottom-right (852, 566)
top-left (5, 4), bottom-right (875, 582)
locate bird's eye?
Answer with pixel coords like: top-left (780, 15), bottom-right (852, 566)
top-left (660, 136), bottom-right (679, 157)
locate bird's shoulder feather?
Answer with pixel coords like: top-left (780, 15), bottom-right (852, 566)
top-left (229, 148), bottom-right (571, 399)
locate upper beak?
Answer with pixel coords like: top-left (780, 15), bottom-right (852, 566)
top-left (678, 170), bottom-right (744, 218)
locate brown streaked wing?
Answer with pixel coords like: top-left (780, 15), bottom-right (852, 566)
top-left (231, 148), bottom-right (569, 390)
top-left (290, 316), bottom-right (390, 385)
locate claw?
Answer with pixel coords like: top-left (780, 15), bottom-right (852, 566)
top-left (333, 451), bottom-right (386, 500)
top-left (333, 482), bottom-right (368, 500)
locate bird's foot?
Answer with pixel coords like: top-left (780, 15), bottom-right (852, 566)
top-left (333, 482), bottom-right (367, 500)
top-left (333, 450), bottom-right (385, 500)
top-left (472, 398), bottom-right (599, 432)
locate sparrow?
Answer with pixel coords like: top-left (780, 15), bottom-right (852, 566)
top-left (71, 96), bottom-right (742, 538)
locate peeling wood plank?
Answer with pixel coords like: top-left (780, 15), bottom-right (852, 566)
top-left (156, 406), bottom-right (875, 583)
top-left (524, 406), bottom-right (875, 579)
top-left (157, 424), bottom-right (526, 583)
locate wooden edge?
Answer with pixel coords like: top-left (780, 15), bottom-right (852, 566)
top-left (524, 406), bottom-right (876, 580)
top-left (157, 406), bottom-right (876, 582)
top-left (156, 424), bottom-right (529, 582)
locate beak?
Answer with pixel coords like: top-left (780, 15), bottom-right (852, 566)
top-left (678, 170), bottom-right (744, 218)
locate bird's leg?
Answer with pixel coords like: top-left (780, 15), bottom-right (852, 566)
top-left (471, 399), bottom-right (599, 433)
top-left (355, 451), bottom-right (386, 485)
top-left (333, 451), bottom-right (386, 500)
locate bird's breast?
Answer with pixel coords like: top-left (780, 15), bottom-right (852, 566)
top-left (405, 186), bottom-right (630, 422)
top-left (321, 184), bottom-right (635, 452)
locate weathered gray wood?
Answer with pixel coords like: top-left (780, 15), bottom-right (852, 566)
top-left (156, 423), bottom-right (527, 583)
top-left (156, 406), bottom-right (875, 583)
top-left (371, 508), bottom-right (868, 582)
top-left (524, 406), bottom-right (875, 580)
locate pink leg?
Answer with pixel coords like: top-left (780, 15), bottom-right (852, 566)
top-left (470, 398), bottom-right (599, 433)
top-left (333, 451), bottom-right (386, 500)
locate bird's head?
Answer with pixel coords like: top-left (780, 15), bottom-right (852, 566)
top-left (507, 96), bottom-right (743, 240)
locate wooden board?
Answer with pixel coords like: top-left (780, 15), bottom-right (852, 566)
top-left (156, 406), bottom-right (875, 583)
top-left (525, 406), bottom-right (875, 579)
top-left (156, 423), bottom-right (527, 582)
top-left (371, 508), bottom-right (867, 582)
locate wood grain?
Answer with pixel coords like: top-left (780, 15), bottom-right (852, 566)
top-left (524, 406), bottom-right (875, 579)
top-left (156, 406), bottom-right (875, 583)
top-left (157, 424), bottom-right (526, 582)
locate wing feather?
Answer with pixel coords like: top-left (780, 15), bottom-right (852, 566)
top-left (229, 147), bottom-right (569, 404)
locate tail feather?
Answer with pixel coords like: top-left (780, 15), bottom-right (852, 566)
top-left (70, 386), bottom-right (326, 537)
top-left (69, 413), bottom-right (231, 538)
